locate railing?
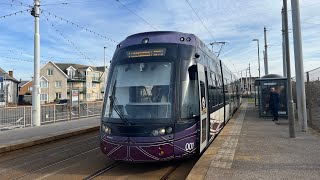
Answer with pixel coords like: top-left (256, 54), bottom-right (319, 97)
top-left (292, 67), bottom-right (320, 132)
top-left (0, 101), bottom-right (102, 131)
top-left (67, 87), bottom-right (86, 93)
top-left (68, 75), bottom-right (86, 82)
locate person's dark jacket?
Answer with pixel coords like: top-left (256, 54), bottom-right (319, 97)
top-left (269, 92), bottom-right (280, 112)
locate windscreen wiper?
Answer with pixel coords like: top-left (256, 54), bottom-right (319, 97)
top-left (109, 95), bottom-right (131, 126)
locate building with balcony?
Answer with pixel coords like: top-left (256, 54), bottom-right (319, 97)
top-left (38, 61), bottom-right (107, 104)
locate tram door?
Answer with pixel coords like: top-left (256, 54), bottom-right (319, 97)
top-left (197, 64), bottom-right (208, 153)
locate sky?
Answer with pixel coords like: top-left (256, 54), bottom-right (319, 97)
top-left (0, 0), bottom-right (319, 80)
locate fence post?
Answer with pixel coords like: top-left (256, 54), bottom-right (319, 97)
top-left (306, 72), bottom-right (312, 127)
top-left (70, 90), bottom-right (72, 121)
top-left (30, 106), bottom-right (32, 126)
top-left (87, 102), bottom-right (89, 117)
top-left (78, 91), bottom-right (80, 119)
top-left (23, 106), bottom-right (26, 127)
top-left (53, 104), bottom-right (56, 123)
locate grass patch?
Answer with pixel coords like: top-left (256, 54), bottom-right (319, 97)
top-left (243, 98), bottom-right (255, 103)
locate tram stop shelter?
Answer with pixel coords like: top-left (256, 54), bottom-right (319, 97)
top-left (255, 74), bottom-right (288, 118)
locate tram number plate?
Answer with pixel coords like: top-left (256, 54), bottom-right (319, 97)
top-left (185, 142), bottom-right (194, 151)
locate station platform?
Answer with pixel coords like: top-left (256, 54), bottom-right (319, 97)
top-left (187, 101), bottom-right (320, 180)
top-left (0, 117), bottom-right (100, 153)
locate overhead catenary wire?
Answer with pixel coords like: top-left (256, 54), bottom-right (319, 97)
top-left (0, 9), bottom-right (30, 19)
top-left (185, 0), bottom-right (217, 43)
top-left (41, 0), bottom-right (102, 6)
top-left (41, 9), bottom-right (119, 44)
top-left (0, 2), bottom-right (30, 7)
top-left (42, 12), bottom-right (98, 66)
top-left (115, 0), bottom-right (158, 31)
top-left (0, 56), bottom-right (37, 63)
top-left (10, 0), bottom-right (32, 7)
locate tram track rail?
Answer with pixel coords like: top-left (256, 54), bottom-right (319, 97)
top-left (83, 160), bottom-right (185, 180)
top-left (84, 161), bottom-right (121, 180)
top-left (12, 147), bottom-right (100, 180)
top-left (0, 137), bottom-right (99, 176)
top-left (0, 134), bottom-right (99, 164)
top-left (160, 161), bottom-right (183, 180)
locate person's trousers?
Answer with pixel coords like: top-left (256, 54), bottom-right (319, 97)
top-left (272, 109), bottom-right (278, 120)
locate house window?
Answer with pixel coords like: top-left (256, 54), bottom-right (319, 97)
top-left (40, 78), bottom-right (48, 88)
top-left (68, 70), bottom-right (75, 79)
top-left (47, 69), bottom-right (53, 76)
top-left (55, 81), bottom-right (61, 88)
top-left (28, 87), bottom-right (33, 91)
top-left (40, 94), bottom-right (48, 101)
top-left (93, 72), bottom-right (100, 81)
top-left (92, 83), bottom-right (96, 88)
top-left (55, 92), bottom-right (62, 99)
top-left (86, 82), bottom-right (92, 88)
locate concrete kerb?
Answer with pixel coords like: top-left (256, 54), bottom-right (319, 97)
top-left (186, 103), bottom-right (246, 180)
top-left (0, 126), bottom-right (99, 154)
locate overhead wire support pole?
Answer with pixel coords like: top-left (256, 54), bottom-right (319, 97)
top-left (291, 0), bottom-right (308, 131)
top-left (283, 0), bottom-right (296, 138)
top-left (264, 27), bottom-right (269, 75)
top-left (252, 39), bottom-right (261, 78)
top-left (104, 47), bottom-right (107, 86)
top-left (281, 8), bottom-right (287, 77)
top-left (249, 63), bottom-right (251, 94)
top-left (31, 0), bottom-right (41, 126)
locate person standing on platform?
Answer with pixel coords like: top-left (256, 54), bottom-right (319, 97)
top-left (269, 87), bottom-right (280, 121)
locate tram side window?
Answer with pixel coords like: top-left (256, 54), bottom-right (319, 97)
top-left (181, 65), bottom-right (200, 119)
top-left (215, 74), bottom-right (223, 105)
top-left (224, 79), bottom-right (228, 103)
top-left (208, 72), bottom-right (215, 113)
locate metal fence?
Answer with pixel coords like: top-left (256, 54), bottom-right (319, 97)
top-left (0, 101), bottom-right (103, 131)
top-left (292, 67), bottom-right (320, 132)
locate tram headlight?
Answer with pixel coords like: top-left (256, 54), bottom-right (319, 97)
top-left (152, 127), bottom-right (173, 136)
top-left (101, 124), bottom-right (111, 135)
top-left (159, 128), bottom-right (166, 135)
top-left (166, 127), bottom-right (173, 134)
top-left (152, 129), bottom-right (159, 136)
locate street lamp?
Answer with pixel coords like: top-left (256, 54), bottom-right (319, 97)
top-left (252, 39), bottom-right (261, 78)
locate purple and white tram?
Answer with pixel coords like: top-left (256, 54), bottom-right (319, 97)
top-left (100, 31), bottom-right (241, 162)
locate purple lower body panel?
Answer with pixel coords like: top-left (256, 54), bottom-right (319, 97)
top-left (100, 123), bottom-right (199, 162)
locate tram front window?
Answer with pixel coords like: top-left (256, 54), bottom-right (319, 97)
top-left (104, 62), bottom-right (172, 122)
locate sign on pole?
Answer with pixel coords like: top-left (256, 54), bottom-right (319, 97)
top-left (71, 89), bottom-right (79, 107)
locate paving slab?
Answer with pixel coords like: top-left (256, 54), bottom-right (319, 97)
top-left (187, 101), bottom-right (320, 180)
top-left (0, 117), bottom-right (100, 153)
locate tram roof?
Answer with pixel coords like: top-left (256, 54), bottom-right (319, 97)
top-left (118, 31), bottom-right (198, 48)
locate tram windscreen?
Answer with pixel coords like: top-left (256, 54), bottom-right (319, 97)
top-left (104, 62), bottom-right (172, 122)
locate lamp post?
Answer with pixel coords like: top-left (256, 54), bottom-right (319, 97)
top-left (252, 39), bottom-right (261, 78)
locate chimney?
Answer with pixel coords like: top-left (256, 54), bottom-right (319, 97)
top-left (9, 71), bottom-right (13, 78)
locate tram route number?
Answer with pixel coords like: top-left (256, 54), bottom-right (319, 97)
top-left (185, 142), bottom-right (194, 151)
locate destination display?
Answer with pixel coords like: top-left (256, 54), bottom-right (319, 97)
top-left (127, 48), bottom-right (166, 58)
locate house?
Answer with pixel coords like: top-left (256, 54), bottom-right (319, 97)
top-left (19, 80), bottom-right (33, 95)
top-left (18, 80), bottom-right (33, 105)
top-left (0, 68), bottom-right (20, 106)
top-left (38, 61), bottom-right (107, 104)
